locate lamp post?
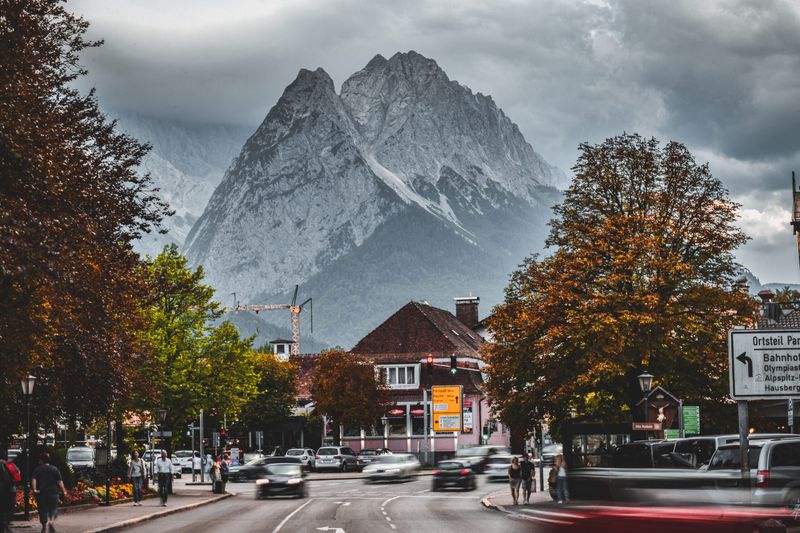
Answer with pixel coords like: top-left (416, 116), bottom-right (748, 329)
top-left (20, 375), bottom-right (36, 521)
top-left (638, 372), bottom-right (654, 440)
top-left (381, 415), bottom-right (388, 450)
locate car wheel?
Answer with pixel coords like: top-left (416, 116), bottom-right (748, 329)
top-left (341, 462), bottom-right (347, 473)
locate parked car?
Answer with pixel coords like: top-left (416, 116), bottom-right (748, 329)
top-left (484, 454), bottom-right (514, 481)
top-left (431, 460), bottom-right (476, 491)
top-left (452, 445), bottom-right (510, 474)
top-left (66, 446), bottom-right (95, 471)
top-left (285, 448), bottom-right (316, 471)
top-left (356, 448), bottom-right (392, 470)
top-left (172, 450), bottom-right (194, 473)
top-left (314, 446), bottom-right (358, 472)
top-left (611, 440), bottom-right (678, 468)
top-left (541, 444), bottom-right (563, 466)
top-left (255, 463), bottom-right (306, 499)
top-left (362, 454), bottom-right (420, 482)
top-left (229, 456), bottom-right (302, 482)
top-left (242, 452), bottom-right (265, 464)
top-left (674, 433), bottom-right (798, 469)
top-left (141, 449), bottom-right (181, 478)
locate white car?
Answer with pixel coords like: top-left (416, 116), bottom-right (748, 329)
top-left (141, 449), bottom-right (181, 478)
top-left (285, 448), bottom-right (316, 471)
top-left (362, 453), bottom-right (420, 482)
top-left (172, 450), bottom-right (194, 473)
top-left (66, 446), bottom-right (95, 471)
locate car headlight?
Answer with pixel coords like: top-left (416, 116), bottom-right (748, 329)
top-left (255, 479), bottom-right (270, 485)
top-left (287, 478), bottom-right (302, 485)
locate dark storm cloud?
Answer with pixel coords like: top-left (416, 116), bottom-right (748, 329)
top-left (68, 0), bottom-right (800, 282)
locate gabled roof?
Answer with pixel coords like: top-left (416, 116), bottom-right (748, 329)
top-left (757, 309), bottom-right (800, 329)
top-left (351, 301), bottom-right (485, 358)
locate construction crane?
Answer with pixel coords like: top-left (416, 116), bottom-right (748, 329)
top-left (225, 285), bottom-right (312, 356)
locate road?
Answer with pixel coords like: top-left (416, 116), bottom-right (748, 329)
top-left (122, 475), bottom-right (528, 533)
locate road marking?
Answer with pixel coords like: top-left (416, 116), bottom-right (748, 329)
top-left (316, 528), bottom-right (346, 533)
top-left (389, 524), bottom-right (397, 530)
top-left (333, 501), bottom-right (351, 506)
top-left (385, 516), bottom-right (392, 522)
top-left (272, 498), bottom-right (314, 533)
top-left (414, 489), bottom-right (428, 494)
top-left (382, 511), bottom-right (387, 516)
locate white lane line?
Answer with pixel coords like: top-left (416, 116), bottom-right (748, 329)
top-left (390, 524), bottom-right (397, 530)
top-left (381, 495), bottom-right (403, 508)
top-left (271, 498), bottom-right (314, 533)
top-left (385, 516), bottom-right (392, 522)
top-left (382, 511), bottom-right (388, 516)
top-left (414, 489), bottom-right (428, 494)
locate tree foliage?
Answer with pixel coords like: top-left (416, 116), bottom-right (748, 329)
top-left (310, 349), bottom-right (391, 431)
top-left (140, 245), bottom-right (259, 431)
top-left (485, 134), bottom-right (757, 439)
top-left (0, 0), bottom-right (169, 442)
top-left (238, 352), bottom-right (298, 433)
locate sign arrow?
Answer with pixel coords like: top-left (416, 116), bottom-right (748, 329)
top-left (736, 352), bottom-right (753, 378)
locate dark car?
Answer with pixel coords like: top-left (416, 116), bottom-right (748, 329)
top-left (452, 445), bottom-right (510, 474)
top-left (255, 463), bottom-right (306, 499)
top-left (431, 460), bottom-right (476, 491)
top-left (356, 448), bottom-right (391, 470)
top-left (611, 440), bottom-right (678, 468)
top-left (229, 456), bottom-right (302, 482)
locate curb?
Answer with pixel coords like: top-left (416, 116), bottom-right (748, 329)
top-left (82, 492), bottom-right (233, 533)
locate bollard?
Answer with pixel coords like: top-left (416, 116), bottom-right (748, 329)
top-left (757, 519), bottom-right (786, 533)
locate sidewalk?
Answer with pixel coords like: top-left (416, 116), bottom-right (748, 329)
top-left (10, 489), bottom-right (231, 533)
top-left (481, 484), bottom-right (553, 512)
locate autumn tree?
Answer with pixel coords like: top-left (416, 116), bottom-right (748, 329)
top-left (485, 134), bottom-right (757, 440)
top-left (310, 349), bottom-right (391, 441)
top-left (0, 0), bottom-right (169, 443)
top-left (140, 245), bottom-right (259, 437)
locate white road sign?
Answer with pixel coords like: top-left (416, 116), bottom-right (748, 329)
top-left (729, 329), bottom-right (800, 400)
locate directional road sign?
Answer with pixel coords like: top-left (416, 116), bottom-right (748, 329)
top-left (683, 406), bottom-right (700, 435)
top-left (729, 329), bottom-right (800, 400)
top-left (432, 385), bottom-right (462, 432)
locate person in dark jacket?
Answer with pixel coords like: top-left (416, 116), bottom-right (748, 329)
top-left (520, 454), bottom-right (535, 504)
top-left (31, 452), bottom-right (66, 533)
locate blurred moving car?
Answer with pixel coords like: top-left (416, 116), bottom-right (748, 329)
top-left (285, 448), bottom-right (316, 471)
top-left (453, 445), bottom-right (510, 474)
top-left (356, 448), bottom-right (392, 470)
top-left (541, 444), bottom-right (563, 466)
top-left (229, 456), bottom-right (302, 482)
top-left (255, 463), bottom-right (306, 499)
top-left (431, 460), bottom-right (476, 491)
top-left (362, 453), bottom-right (420, 482)
top-left (242, 452), bottom-right (265, 464)
top-left (173, 450), bottom-right (194, 473)
top-left (66, 446), bottom-right (95, 471)
top-left (314, 446), bottom-right (358, 472)
top-left (485, 454), bottom-right (514, 481)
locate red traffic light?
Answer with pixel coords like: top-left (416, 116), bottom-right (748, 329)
top-left (426, 354), bottom-right (433, 364)
top-left (220, 429), bottom-right (226, 438)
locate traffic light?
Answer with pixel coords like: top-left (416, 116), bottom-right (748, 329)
top-left (450, 355), bottom-right (457, 376)
top-left (219, 428), bottom-right (227, 450)
top-left (426, 354), bottom-right (434, 375)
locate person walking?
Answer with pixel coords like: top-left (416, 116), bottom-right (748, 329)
top-left (127, 451), bottom-right (147, 506)
top-left (554, 454), bottom-right (569, 503)
top-left (507, 456), bottom-right (522, 505)
top-left (520, 454), bottom-right (535, 504)
top-left (154, 450), bottom-right (172, 506)
top-left (209, 459), bottom-right (222, 494)
top-left (31, 452), bottom-right (66, 533)
top-left (0, 451), bottom-right (19, 533)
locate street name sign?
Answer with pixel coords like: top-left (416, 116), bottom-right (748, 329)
top-left (729, 329), bottom-right (800, 400)
top-left (632, 422), bottom-right (662, 431)
top-left (432, 385), bottom-right (462, 432)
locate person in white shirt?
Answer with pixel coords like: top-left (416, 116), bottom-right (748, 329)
top-left (191, 452), bottom-right (202, 482)
top-left (154, 451), bottom-right (172, 506)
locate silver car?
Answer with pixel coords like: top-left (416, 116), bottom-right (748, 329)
top-left (285, 448), bottom-right (316, 471)
top-left (484, 454), bottom-right (514, 481)
top-left (314, 446), bottom-right (358, 472)
top-left (66, 446), bottom-right (95, 471)
top-left (362, 454), bottom-right (420, 482)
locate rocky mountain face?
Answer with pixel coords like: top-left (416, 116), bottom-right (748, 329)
top-left (185, 51), bottom-right (564, 348)
top-left (111, 112), bottom-right (251, 257)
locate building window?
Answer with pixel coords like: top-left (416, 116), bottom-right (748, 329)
top-left (276, 344), bottom-right (285, 354)
top-left (379, 364), bottom-right (419, 389)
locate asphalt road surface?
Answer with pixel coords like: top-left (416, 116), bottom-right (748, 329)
top-left (122, 475), bottom-right (529, 533)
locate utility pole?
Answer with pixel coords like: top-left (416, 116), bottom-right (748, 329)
top-left (199, 410), bottom-right (205, 483)
top-left (422, 388), bottom-right (429, 465)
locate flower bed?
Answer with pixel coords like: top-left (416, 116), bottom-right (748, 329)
top-left (15, 479), bottom-right (137, 511)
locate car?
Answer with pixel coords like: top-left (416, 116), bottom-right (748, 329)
top-left (452, 445), bottom-right (510, 474)
top-left (242, 452), bottom-right (265, 464)
top-left (708, 437), bottom-right (800, 509)
top-left (362, 454), bottom-right (420, 482)
top-left (255, 463), bottom-right (306, 499)
top-left (285, 448), bottom-right (316, 471)
top-left (484, 454), bottom-right (514, 481)
top-left (431, 460), bottom-right (476, 491)
top-left (314, 446), bottom-right (358, 472)
top-left (66, 446), bottom-right (95, 471)
top-left (356, 448), bottom-right (392, 470)
top-left (229, 456), bottom-right (302, 482)
top-left (611, 440), bottom-right (678, 468)
top-left (172, 450), bottom-right (194, 473)
top-left (141, 449), bottom-right (181, 478)
top-left (674, 433), bottom-right (798, 469)
top-left (540, 443), bottom-right (563, 466)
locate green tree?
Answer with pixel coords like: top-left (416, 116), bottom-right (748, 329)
top-left (310, 349), bottom-right (391, 440)
top-left (485, 134), bottom-right (757, 440)
top-left (141, 245), bottom-right (259, 434)
top-left (239, 352), bottom-right (298, 434)
top-left (0, 0), bottom-right (169, 443)
top-left (772, 286), bottom-right (800, 304)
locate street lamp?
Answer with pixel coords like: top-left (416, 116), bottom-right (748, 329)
top-left (20, 375), bottom-right (36, 521)
top-left (381, 415), bottom-right (388, 449)
top-left (638, 372), bottom-right (654, 440)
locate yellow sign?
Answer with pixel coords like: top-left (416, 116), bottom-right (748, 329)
top-left (432, 385), bottom-right (462, 432)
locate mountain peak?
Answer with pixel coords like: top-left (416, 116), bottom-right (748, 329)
top-left (290, 67), bottom-right (335, 93)
top-left (365, 54), bottom-right (388, 70)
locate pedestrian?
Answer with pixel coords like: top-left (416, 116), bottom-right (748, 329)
top-left (520, 454), bottom-right (535, 504)
top-left (154, 450), bottom-right (172, 506)
top-left (191, 452), bottom-right (202, 482)
top-left (554, 454), bottom-right (569, 503)
top-left (31, 452), bottom-right (66, 533)
top-left (219, 456), bottom-right (229, 493)
top-left (0, 450), bottom-right (20, 533)
top-left (547, 464), bottom-right (558, 501)
top-left (209, 459), bottom-right (222, 494)
top-left (507, 456), bottom-right (522, 505)
top-left (127, 451), bottom-right (147, 506)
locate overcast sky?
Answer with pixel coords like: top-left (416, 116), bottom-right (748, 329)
top-left (69, 0), bottom-right (800, 284)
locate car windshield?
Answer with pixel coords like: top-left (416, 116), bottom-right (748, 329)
top-left (67, 449), bottom-right (93, 461)
top-left (265, 464), bottom-right (302, 476)
top-left (374, 455), bottom-right (408, 464)
top-left (674, 440), bottom-right (717, 465)
top-left (285, 449), bottom-right (304, 456)
top-left (708, 447), bottom-right (762, 470)
top-left (455, 447), bottom-right (488, 457)
top-left (317, 448), bottom-right (338, 456)
top-left (437, 461), bottom-right (464, 469)
top-left (489, 456), bottom-right (512, 464)
top-left (174, 451), bottom-right (192, 458)
top-left (359, 450), bottom-right (378, 456)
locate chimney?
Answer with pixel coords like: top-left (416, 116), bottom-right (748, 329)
top-left (758, 290), bottom-right (775, 303)
top-left (454, 296), bottom-right (479, 329)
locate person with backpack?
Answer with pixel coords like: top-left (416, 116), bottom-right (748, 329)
top-left (0, 450), bottom-right (20, 533)
top-left (520, 454), bottom-right (535, 504)
top-left (31, 452), bottom-right (66, 533)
